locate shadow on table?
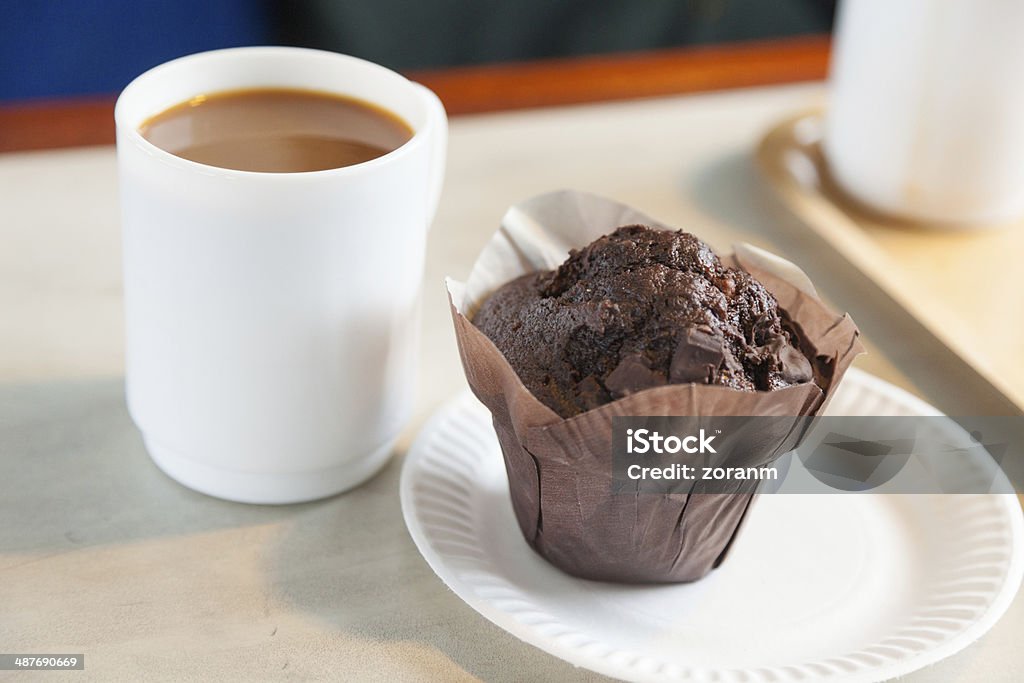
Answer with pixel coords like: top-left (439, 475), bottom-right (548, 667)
top-left (0, 379), bottom-right (327, 553)
top-left (0, 378), bottom-right (609, 681)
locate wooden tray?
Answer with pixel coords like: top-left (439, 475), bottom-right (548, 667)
top-left (757, 111), bottom-right (1024, 414)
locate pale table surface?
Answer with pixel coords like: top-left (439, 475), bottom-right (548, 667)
top-left (1, 82), bottom-right (1020, 681)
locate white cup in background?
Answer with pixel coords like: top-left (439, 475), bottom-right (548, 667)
top-left (825, 0), bottom-right (1024, 226)
top-left (115, 47), bottom-right (447, 504)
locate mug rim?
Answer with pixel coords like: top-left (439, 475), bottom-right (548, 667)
top-left (114, 45), bottom-right (440, 180)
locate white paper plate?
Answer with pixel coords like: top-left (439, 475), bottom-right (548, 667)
top-left (401, 369), bottom-right (1024, 682)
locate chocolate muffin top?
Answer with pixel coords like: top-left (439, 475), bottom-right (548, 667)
top-left (472, 225), bottom-right (813, 417)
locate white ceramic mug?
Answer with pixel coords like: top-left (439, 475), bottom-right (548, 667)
top-left (115, 47), bottom-right (447, 504)
top-left (826, 0), bottom-right (1024, 226)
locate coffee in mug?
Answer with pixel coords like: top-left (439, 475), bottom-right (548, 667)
top-left (139, 88), bottom-right (413, 173)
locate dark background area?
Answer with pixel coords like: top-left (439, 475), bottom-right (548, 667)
top-left (1, 0), bottom-right (834, 103)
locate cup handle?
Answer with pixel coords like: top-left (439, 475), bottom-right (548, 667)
top-left (415, 83), bottom-right (448, 231)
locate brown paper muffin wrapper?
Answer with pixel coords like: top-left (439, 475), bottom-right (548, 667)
top-left (447, 191), bottom-right (863, 583)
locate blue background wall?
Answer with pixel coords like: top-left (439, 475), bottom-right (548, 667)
top-left (1, 1), bottom-right (270, 102)
top-left (0, 1), bottom-right (834, 103)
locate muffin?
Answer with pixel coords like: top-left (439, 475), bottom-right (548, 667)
top-left (448, 191), bottom-right (861, 583)
top-left (473, 225), bottom-right (814, 417)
